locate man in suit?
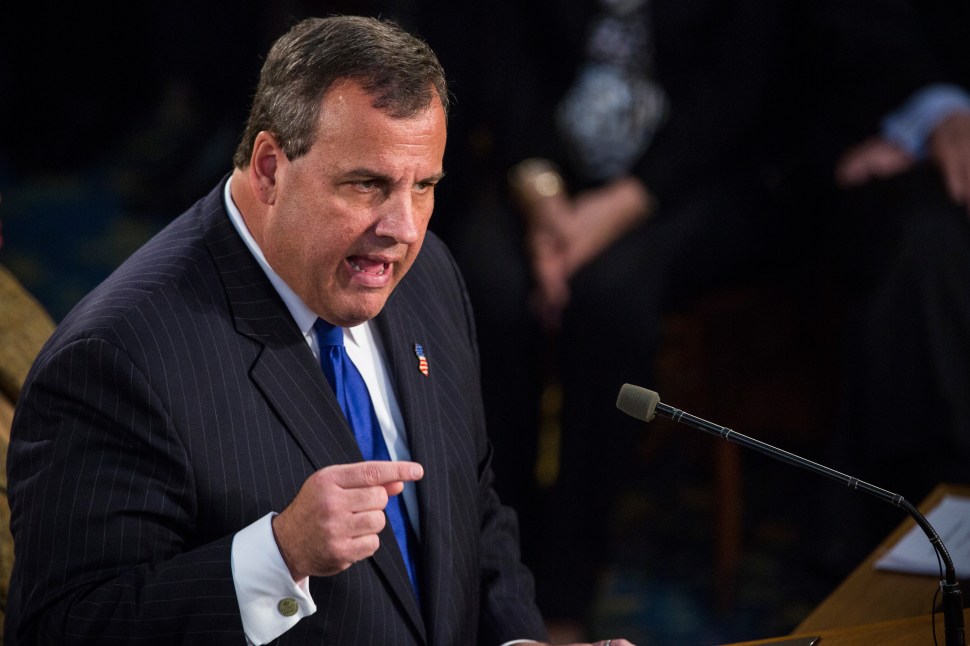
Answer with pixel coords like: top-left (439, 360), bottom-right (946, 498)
top-left (5, 16), bottom-right (633, 646)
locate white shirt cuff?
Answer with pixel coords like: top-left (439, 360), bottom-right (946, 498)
top-left (232, 513), bottom-right (316, 645)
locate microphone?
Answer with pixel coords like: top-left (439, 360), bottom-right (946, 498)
top-left (616, 383), bottom-right (966, 646)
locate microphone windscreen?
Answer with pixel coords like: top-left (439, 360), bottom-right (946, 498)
top-left (616, 384), bottom-right (660, 422)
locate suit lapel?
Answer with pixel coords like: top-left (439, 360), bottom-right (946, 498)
top-left (375, 289), bottom-right (455, 638)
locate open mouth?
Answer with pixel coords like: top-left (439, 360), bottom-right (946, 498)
top-left (349, 256), bottom-right (389, 276)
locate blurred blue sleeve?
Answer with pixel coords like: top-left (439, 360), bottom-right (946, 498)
top-left (881, 83), bottom-right (970, 158)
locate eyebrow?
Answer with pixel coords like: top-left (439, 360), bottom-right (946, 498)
top-left (422, 171), bottom-right (447, 184)
top-left (345, 168), bottom-right (447, 184)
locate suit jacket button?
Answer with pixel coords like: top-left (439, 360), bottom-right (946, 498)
top-left (277, 597), bottom-right (299, 617)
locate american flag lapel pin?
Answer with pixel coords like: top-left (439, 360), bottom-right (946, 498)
top-left (414, 343), bottom-right (429, 376)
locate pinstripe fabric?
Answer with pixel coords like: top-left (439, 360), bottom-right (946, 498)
top-left (5, 179), bottom-right (546, 645)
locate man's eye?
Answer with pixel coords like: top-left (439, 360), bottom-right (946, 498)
top-left (355, 179), bottom-right (378, 190)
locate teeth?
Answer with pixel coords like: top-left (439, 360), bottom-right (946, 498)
top-left (349, 260), bottom-right (387, 275)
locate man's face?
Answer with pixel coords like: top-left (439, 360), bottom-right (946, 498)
top-left (258, 79), bottom-right (447, 327)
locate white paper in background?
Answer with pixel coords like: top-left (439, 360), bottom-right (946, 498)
top-left (874, 494), bottom-right (970, 578)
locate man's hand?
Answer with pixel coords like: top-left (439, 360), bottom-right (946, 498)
top-left (834, 136), bottom-right (915, 187)
top-left (272, 461), bottom-right (424, 580)
top-left (560, 178), bottom-right (653, 279)
top-left (523, 193), bottom-right (574, 330)
top-left (520, 177), bottom-right (653, 330)
top-left (930, 111), bottom-right (970, 211)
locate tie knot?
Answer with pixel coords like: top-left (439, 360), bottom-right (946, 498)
top-left (314, 318), bottom-right (344, 347)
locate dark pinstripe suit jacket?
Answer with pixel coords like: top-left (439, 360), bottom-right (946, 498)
top-left (5, 180), bottom-right (546, 645)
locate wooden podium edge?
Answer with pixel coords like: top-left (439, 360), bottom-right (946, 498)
top-left (795, 483), bottom-right (969, 633)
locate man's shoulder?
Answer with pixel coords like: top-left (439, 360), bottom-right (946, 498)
top-left (406, 230), bottom-right (462, 288)
top-left (396, 231), bottom-right (470, 310)
top-left (385, 230), bottom-right (477, 346)
top-left (48, 183), bottom-right (233, 350)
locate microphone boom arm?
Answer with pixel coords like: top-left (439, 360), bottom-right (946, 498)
top-left (618, 384), bottom-right (965, 646)
top-left (655, 401), bottom-right (957, 580)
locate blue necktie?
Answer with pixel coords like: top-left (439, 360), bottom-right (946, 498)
top-left (313, 319), bottom-right (420, 597)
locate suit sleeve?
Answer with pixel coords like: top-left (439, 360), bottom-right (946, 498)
top-left (7, 335), bottom-right (246, 645)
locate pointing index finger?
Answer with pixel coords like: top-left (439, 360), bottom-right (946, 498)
top-left (331, 461), bottom-right (424, 489)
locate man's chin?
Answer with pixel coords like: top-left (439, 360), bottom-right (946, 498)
top-left (324, 292), bottom-right (392, 327)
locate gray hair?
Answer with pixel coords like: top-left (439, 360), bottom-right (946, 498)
top-left (232, 15), bottom-right (449, 168)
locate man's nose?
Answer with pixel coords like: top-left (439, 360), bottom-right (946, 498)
top-left (375, 189), bottom-right (423, 244)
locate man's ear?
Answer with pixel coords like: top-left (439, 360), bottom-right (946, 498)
top-left (250, 131), bottom-right (283, 205)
